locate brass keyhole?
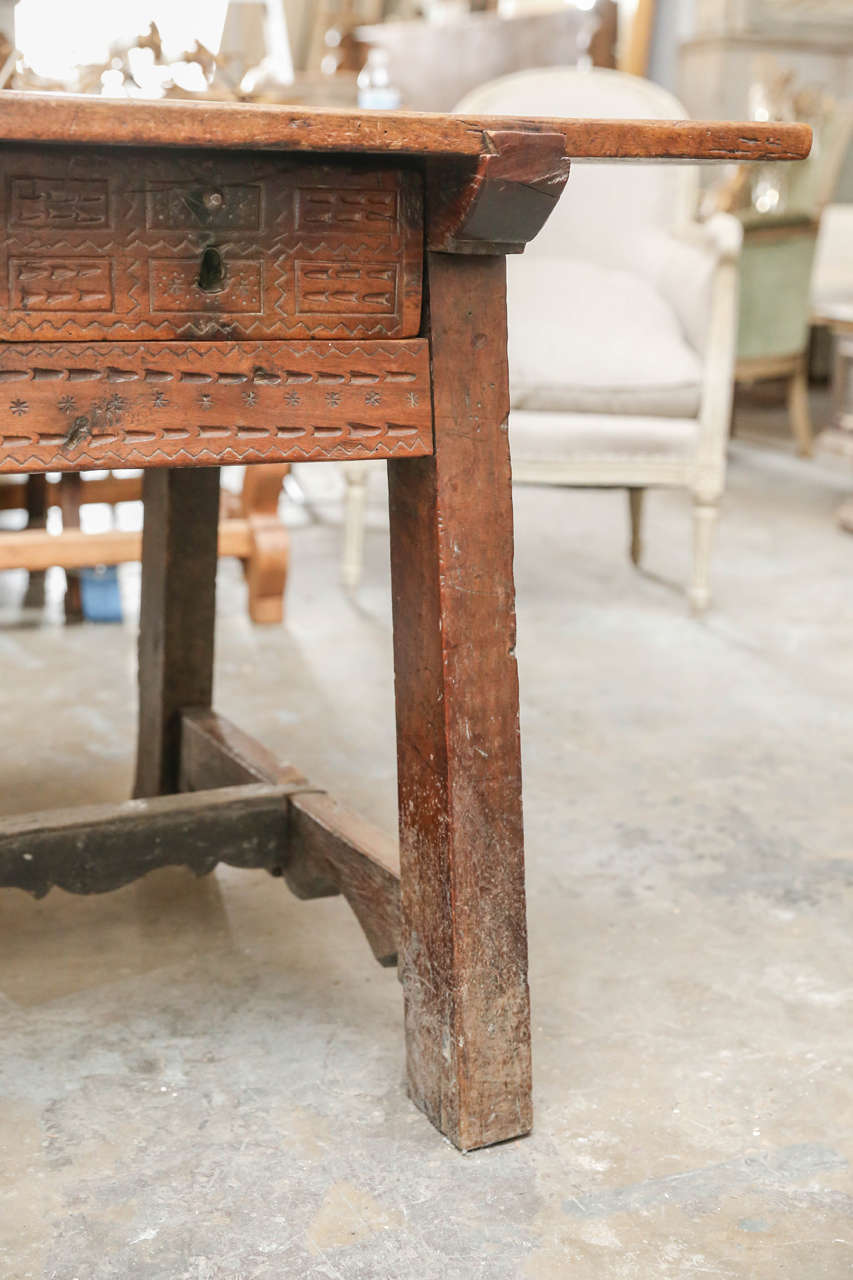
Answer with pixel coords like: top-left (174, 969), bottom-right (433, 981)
top-left (198, 245), bottom-right (226, 293)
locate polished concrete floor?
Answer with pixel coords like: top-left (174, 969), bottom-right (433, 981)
top-left (1, 420), bottom-right (852, 1278)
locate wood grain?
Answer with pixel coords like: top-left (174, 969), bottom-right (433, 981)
top-left (387, 252), bottom-right (530, 1151)
top-left (57, 471), bottom-right (83, 620)
top-left (134, 467), bottom-right (220, 798)
top-left (0, 474), bottom-right (143, 509)
top-left (240, 464), bottom-right (290, 625)
top-left (0, 784), bottom-right (295, 897)
top-left (0, 148), bottom-right (422, 341)
top-left (179, 708), bottom-right (305, 794)
top-left (0, 340), bottom-right (432, 474)
top-left (427, 131), bottom-right (571, 253)
top-left (0, 520), bottom-right (254, 572)
top-left (180, 709), bottom-right (401, 966)
top-left (0, 93), bottom-right (812, 163)
top-left (22, 472), bottom-right (47, 607)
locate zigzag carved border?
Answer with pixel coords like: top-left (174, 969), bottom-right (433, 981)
top-left (0, 340), bottom-right (433, 474)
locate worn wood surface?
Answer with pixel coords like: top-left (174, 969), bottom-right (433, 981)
top-left (239, 464), bottom-right (290, 624)
top-left (0, 148), bottom-right (422, 342)
top-left (0, 473), bottom-right (143, 509)
top-left (134, 468), bottom-right (220, 798)
top-left (0, 469), bottom-right (288, 622)
top-left (180, 709), bottom-right (401, 966)
top-left (287, 794), bottom-right (401, 968)
top-left (179, 707), bottom-right (304, 793)
top-left (0, 340), bottom-right (432, 474)
top-left (0, 91), bottom-right (813, 1152)
top-left (0, 519), bottom-right (255, 572)
top-left (21, 472), bottom-right (46, 607)
top-left (0, 93), bottom-right (812, 163)
top-left (58, 471), bottom-right (83, 621)
top-left (387, 252), bottom-right (530, 1151)
top-left (0, 783), bottom-right (296, 897)
top-left (427, 131), bottom-right (571, 253)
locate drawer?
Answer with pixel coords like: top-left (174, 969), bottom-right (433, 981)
top-left (0, 339), bottom-right (433, 473)
top-left (0, 147), bottom-right (423, 342)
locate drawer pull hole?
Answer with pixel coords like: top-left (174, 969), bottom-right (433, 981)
top-left (198, 246), bottom-right (226, 294)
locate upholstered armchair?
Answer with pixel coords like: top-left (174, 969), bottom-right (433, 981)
top-left (340, 68), bottom-right (742, 612)
top-left (458, 68), bottom-right (742, 613)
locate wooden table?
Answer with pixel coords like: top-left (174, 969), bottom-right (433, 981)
top-left (0, 93), bottom-right (809, 1151)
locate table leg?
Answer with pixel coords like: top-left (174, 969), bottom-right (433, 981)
top-left (22, 474), bottom-right (47, 608)
top-left (388, 252), bottom-right (531, 1151)
top-left (59, 472), bottom-right (84, 622)
top-left (134, 467), bottom-right (220, 797)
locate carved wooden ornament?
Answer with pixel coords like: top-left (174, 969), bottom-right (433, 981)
top-left (0, 340), bottom-right (432, 472)
top-left (0, 149), bottom-right (423, 342)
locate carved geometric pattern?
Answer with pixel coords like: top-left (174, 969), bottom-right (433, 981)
top-left (9, 257), bottom-right (114, 311)
top-left (145, 182), bottom-right (261, 232)
top-left (294, 188), bottom-right (397, 231)
top-left (149, 259), bottom-right (262, 313)
top-left (0, 341), bottom-right (432, 474)
top-left (294, 262), bottom-right (395, 314)
top-left (0, 150), bottom-right (423, 342)
top-left (8, 176), bottom-right (110, 230)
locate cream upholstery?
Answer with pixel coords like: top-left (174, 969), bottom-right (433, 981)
top-left (812, 203), bottom-right (853, 319)
top-left (508, 411), bottom-right (696, 463)
top-left (508, 258), bottom-right (704, 418)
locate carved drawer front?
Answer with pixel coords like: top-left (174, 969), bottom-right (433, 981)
top-left (0, 340), bottom-right (432, 473)
top-left (0, 148), bottom-right (423, 342)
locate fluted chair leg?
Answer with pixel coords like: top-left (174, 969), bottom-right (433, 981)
top-left (689, 495), bottom-right (719, 615)
top-left (341, 463), bottom-right (369, 589)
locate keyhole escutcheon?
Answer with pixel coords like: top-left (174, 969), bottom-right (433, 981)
top-left (198, 245), bottom-right (226, 293)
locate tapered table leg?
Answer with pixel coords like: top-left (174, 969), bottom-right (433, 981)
top-left (388, 252), bottom-right (531, 1152)
top-left (134, 467), bottom-right (220, 798)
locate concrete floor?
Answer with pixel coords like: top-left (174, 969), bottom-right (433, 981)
top-left (0, 421), bottom-right (852, 1278)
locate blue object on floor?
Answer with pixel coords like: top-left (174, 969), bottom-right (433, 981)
top-left (79, 565), bottom-right (123, 623)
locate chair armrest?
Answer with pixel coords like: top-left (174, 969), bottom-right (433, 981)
top-left (679, 212), bottom-right (743, 262)
top-left (633, 213), bottom-right (742, 357)
top-left (633, 213), bottom-right (743, 499)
